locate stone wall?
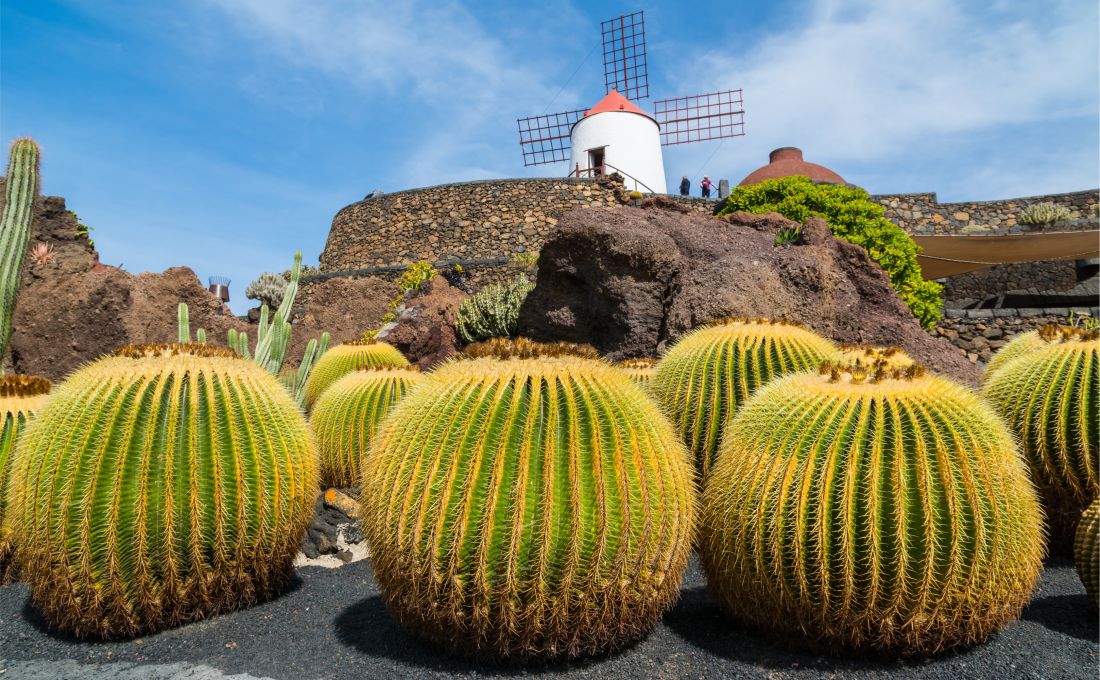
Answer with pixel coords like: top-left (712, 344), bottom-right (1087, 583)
top-left (941, 260), bottom-right (1080, 302)
top-left (871, 189), bottom-right (1098, 236)
top-left (930, 306), bottom-right (1098, 366)
top-left (320, 177), bottom-right (627, 272)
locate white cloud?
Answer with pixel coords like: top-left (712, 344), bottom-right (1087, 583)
top-left (663, 0), bottom-right (1098, 195)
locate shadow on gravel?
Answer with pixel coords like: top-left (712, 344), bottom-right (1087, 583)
top-left (1022, 593), bottom-right (1098, 643)
top-left (663, 585), bottom-right (973, 674)
top-left (18, 572), bottom-right (305, 644)
top-left (333, 594), bottom-right (641, 675)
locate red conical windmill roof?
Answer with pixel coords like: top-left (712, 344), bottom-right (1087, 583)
top-left (584, 90), bottom-right (650, 118)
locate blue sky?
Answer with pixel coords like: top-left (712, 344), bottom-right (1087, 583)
top-left (2, 0), bottom-right (1097, 313)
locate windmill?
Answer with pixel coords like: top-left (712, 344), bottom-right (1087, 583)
top-left (516, 10), bottom-right (745, 195)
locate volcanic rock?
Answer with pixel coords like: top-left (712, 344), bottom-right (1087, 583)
top-left (518, 204), bottom-right (980, 385)
top-left (289, 274), bottom-right (399, 364)
top-left (377, 276), bottom-right (467, 370)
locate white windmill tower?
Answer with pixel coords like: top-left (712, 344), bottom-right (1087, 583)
top-left (517, 11), bottom-right (745, 194)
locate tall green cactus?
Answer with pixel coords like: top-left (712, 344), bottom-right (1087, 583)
top-left (983, 326), bottom-right (1098, 552)
top-left (10, 343), bottom-right (317, 638)
top-left (0, 374), bottom-right (51, 584)
top-left (1076, 498), bottom-right (1099, 611)
top-left (0, 138), bottom-right (40, 360)
top-left (361, 343), bottom-right (695, 660)
top-left (652, 319), bottom-right (841, 480)
top-left (310, 367), bottom-right (422, 488)
top-left (702, 362), bottom-right (1044, 656)
top-left (304, 338), bottom-right (409, 408)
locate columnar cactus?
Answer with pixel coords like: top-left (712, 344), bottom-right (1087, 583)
top-left (617, 357), bottom-right (657, 386)
top-left (1076, 499), bottom-right (1099, 611)
top-left (702, 362), bottom-right (1044, 656)
top-left (652, 319), bottom-right (840, 479)
top-left (361, 344), bottom-right (695, 660)
top-left (309, 367), bottom-right (423, 488)
top-left (0, 138), bottom-right (40, 358)
top-left (0, 375), bottom-right (51, 584)
top-left (304, 339), bottom-right (409, 408)
top-left (983, 326), bottom-right (1098, 550)
top-left (11, 344), bottom-right (317, 638)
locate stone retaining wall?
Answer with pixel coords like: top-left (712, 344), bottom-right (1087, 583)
top-left (930, 306), bottom-right (1098, 365)
top-left (941, 260), bottom-right (1080, 301)
top-left (872, 189), bottom-right (1098, 236)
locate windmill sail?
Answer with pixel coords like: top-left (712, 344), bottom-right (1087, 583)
top-left (516, 109), bottom-right (586, 166)
top-left (653, 89), bottom-right (745, 146)
top-left (602, 11), bottom-right (649, 101)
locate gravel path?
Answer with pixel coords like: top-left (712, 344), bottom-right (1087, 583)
top-left (1, 558), bottom-right (1095, 679)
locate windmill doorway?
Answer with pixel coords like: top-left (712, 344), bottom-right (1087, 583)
top-left (587, 147), bottom-right (606, 176)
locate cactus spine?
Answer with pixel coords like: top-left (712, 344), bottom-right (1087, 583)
top-left (617, 357), bottom-right (657, 387)
top-left (362, 350), bottom-right (695, 660)
top-left (304, 339), bottom-right (409, 408)
top-left (652, 319), bottom-right (840, 479)
top-left (309, 368), bottom-right (422, 488)
top-left (983, 326), bottom-right (1098, 551)
top-left (0, 375), bottom-right (51, 583)
top-left (0, 138), bottom-right (40, 359)
top-left (983, 329), bottom-right (1044, 380)
top-left (1076, 499), bottom-right (1099, 611)
top-left (11, 344), bottom-right (317, 638)
top-left (701, 363), bottom-right (1044, 656)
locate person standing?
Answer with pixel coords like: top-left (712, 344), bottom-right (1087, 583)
top-left (700, 176), bottom-right (714, 198)
top-left (679, 175), bottom-right (691, 196)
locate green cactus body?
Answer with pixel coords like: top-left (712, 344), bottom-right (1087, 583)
top-left (983, 327), bottom-right (1098, 550)
top-left (652, 319), bottom-right (840, 479)
top-left (362, 353), bottom-right (695, 660)
top-left (309, 368), bottom-right (423, 488)
top-left (11, 344), bottom-right (317, 638)
top-left (617, 358), bottom-right (657, 387)
top-left (983, 329), bottom-right (1044, 380)
top-left (304, 339), bottom-right (409, 408)
top-left (0, 139), bottom-right (40, 358)
top-left (0, 375), bottom-right (51, 584)
top-left (701, 364), bottom-right (1044, 656)
top-left (1076, 499), bottom-right (1099, 611)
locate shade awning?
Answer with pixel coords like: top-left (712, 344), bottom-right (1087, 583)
top-left (913, 230), bottom-right (1100, 279)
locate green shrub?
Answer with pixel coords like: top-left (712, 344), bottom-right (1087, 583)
top-left (455, 274), bottom-right (535, 344)
top-left (1018, 201), bottom-right (1072, 225)
top-left (717, 176), bottom-right (943, 327)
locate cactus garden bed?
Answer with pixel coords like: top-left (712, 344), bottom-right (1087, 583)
top-left (0, 557), bottom-right (1095, 679)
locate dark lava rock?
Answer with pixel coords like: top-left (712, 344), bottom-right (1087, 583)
top-left (299, 487), bottom-right (365, 560)
top-left (518, 204), bottom-right (979, 385)
top-left (378, 276), bottom-right (467, 370)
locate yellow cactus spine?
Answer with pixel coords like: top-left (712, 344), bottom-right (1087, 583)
top-left (983, 326), bottom-right (1098, 551)
top-left (1076, 499), bottom-right (1099, 611)
top-left (309, 367), bottom-right (423, 488)
top-left (361, 352), bottom-right (695, 660)
top-left (617, 357), bottom-right (657, 386)
top-left (983, 328), bottom-right (1044, 380)
top-left (11, 344), bottom-right (318, 638)
top-left (0, 375), bottom-right (51, 584)
top-left (836, 344), bottom-right (914, 370)
top-left (304, 338), bottom-right (409, 408)
top-left (652, 318), bottom-right (840, 479)
top-left (701, 363), bottom-right (1044, 656)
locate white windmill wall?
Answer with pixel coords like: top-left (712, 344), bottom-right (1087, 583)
top-left (570, 111), bottom-right (667, 194)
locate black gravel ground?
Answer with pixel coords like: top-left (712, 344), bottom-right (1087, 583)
top-left (1, 558), bottom-right (1096, 679)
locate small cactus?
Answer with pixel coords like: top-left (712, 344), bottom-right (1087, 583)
top-left (10, 344), bottom-right (317, 638)
top-left (455, 274), bottom-right (535, 344)
top-left (304, 339), bottom-right (409, 408)
top-left (1076, 499), bottom-right (1099, 611)
top-left (983, 326), bottom-right (1098, 551)
top-left (361, 347), bottom-right (695, 660)
top-left (1018, 201), bottom-right (1072, 225)
top-left (309, 367), bottom-right (423, 488)
top-left (652, 319), bottom-right (840, 479)
top-left (702, 362), bottom-right (1044, 655)
top-left (245, 272), bottom-right (289, 310)
top-left (0, 375), bottom-right (51, 584)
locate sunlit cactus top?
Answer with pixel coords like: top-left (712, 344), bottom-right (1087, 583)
top-left (459, 336), bottom-right (601, 360)
top-left (304, 338), bottom-right (409, 408)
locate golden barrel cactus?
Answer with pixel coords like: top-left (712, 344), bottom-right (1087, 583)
top-left (0, 375), bottom-right (51, 584)
top-left (362, 345), bottom-right (695, 660)
top-left (1076, 499), bottom-right (1099, 611)
top-left (837, 344), bottom-right (914, 370)
top-left (617, 357), bottom-right (657, 387)
top-left (304, 338), bottom-right (409, 408)
top-left (11, 344), bottom-right (317, 638)
top-left (701, 362), bottom-right (1044, 656)
top-left (983, 326), bottom-right (1098, 551)
top-left (983, 328), bottom-right (1045, 380)
top-left (652, 319), bottom-right (840, 479)
top-left (309, 367), bottom-right (423, 488)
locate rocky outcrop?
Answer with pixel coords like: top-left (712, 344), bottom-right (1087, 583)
top-left (288, 275), bottom-right (399, 365)
top-left (377, 277), bottom-right (467, 370)
top-left (518, 204), bottom-right (981, 385)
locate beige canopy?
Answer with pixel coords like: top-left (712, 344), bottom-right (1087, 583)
top-left (913, 230), bottom-right (1100, 279)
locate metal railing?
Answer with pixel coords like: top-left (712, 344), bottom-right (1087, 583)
top-left (572, 162), bottom-right (657, 194)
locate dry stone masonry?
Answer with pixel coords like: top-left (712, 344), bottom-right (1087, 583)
top-left (874, 189), bottom-right (1097, 236)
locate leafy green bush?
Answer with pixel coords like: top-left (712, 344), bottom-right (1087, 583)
top-left (456, 275), bottom-right (535, 344)
top-left (717, 176), bottom-right (943, 327)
